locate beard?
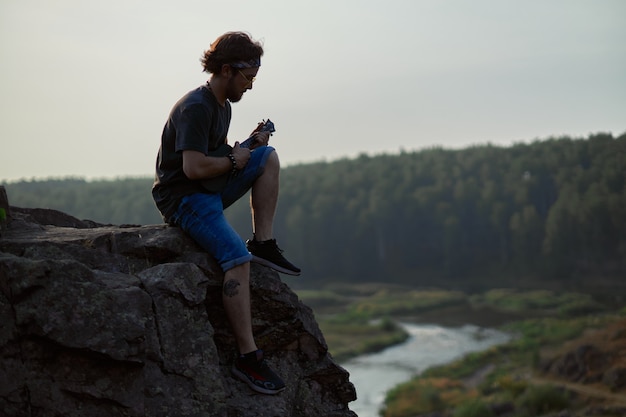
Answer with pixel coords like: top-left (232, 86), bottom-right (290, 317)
top-left (225, 79), bottom-right (245, 103)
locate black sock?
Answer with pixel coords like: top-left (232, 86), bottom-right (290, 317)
top-left (240, 349), bottom-right (262, 360)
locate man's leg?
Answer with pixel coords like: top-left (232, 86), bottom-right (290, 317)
top-left (172, 193), bottom-right (285, 394)
top-left (222, 262), bottom-right (257, 354)
top-left (250, 149), bottom-right (279, 241)
top-left (246, 150), bottom-right (301, 275)
top-left (221, 147), bottom-right (300, 276)
top-left (225, 261), bottom-right (286, 394)
top-left (172, 193), bottom-right (258, 352)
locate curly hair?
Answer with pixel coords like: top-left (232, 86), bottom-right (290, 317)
top-left (200, 32), bottom-right (264, 74)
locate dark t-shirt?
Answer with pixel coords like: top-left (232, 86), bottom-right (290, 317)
top-left (152, 84), bottom-right (232, 221)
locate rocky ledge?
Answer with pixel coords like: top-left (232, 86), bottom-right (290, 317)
top-left (0, 188), bottom-right (357, 417)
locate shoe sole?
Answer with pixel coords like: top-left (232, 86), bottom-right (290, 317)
top-left (251, 255), bottom-right (301, 276)
top-left (231, 366), bottom-right (286, 395)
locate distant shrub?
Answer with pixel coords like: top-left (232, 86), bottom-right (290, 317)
top-left (478, 289), bottom-right (605, 318)
top-left (495, 374), bottom-right (528, 397)
top-left (383, 378), bottom-right (463, 416)
top-left (349, 289), bottom-right (467, 318)
top-left (557, 294), bottom-right (605, 317)
top-left (423, 348), bottom-right (498, 380)
top-left (516, 384), bottom-right (570, 415)
top-left (453, 399), bottom-right (494, 417)
top-left (504, 317), bottom-right (592, 348)
top-left (379, 316), bottom-right (397, 332)
top-left (418, 384), bottom-right (444, 411)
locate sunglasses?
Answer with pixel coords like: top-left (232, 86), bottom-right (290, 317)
top-left (238, 69), bottom-right (256, 86)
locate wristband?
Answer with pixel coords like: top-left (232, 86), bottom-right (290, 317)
top-left (227, 153), bottom-right (238, 173)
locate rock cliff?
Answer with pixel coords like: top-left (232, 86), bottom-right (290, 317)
top-left (0, 188), bottom-right (357, 417)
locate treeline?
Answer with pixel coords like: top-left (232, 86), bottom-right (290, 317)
top-left (3, 132), bottom-right (625, 289)
top-left (3, 177), bottom-right (163, 226)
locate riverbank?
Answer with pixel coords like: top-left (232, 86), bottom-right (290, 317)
top-left (299, 285), bottom-right (609, 361)
top-left (296, 285), bottom-right (626, 417)
top-left (380, 314), bottom-right (626, 417)
top-left (342, 323), bottom-right (512, 417)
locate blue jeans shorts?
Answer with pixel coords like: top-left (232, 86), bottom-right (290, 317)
top-left (170, 146), bottom-right (274, 272)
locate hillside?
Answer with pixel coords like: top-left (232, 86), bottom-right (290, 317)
top-left (379, 307), bottom-right (626, 417)
top-left (539, 318), bottom-right (626, 408)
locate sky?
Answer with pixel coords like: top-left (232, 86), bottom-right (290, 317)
top-left (1, 0), bottom-right (625, 182)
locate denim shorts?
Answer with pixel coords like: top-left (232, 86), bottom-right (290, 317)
top-left (171, 146), bottom-right (274, 272)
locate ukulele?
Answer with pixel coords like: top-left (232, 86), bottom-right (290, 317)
top-left (201, 119), bottom-right (276, 192)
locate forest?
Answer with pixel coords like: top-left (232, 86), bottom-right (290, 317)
top-left (3, 132), bottom-right (625, 291)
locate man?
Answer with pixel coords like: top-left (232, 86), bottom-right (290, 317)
top-left (152, 31), bottom-right (300, 395)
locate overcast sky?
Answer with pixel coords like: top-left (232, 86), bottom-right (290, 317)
top-left (1, 0), bottom-right (624, 182)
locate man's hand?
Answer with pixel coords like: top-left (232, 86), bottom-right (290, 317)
top-left (250, 121), bottom-right (265, 135)
top-left (231, 142), bottom-right (251, 169)
top-left (249, 130), bottom-right (271, 150)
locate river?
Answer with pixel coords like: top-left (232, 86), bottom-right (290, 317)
top-left (341, 323), bottom-right (512, 417)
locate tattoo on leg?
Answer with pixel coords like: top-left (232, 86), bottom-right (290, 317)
top-left (223, 279), bottom-right (240, 297)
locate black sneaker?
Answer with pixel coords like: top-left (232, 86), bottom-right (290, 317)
top-left (246, 238), bottom-right (301, 276)
top-left (231, 350), bottom-right (286, 395)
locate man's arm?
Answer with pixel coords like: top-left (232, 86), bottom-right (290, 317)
top-left (182, 143), bottom-right (251, 180)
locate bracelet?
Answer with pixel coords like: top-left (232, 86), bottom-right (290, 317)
top-left (227, 153), bottom-right (238, 173)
